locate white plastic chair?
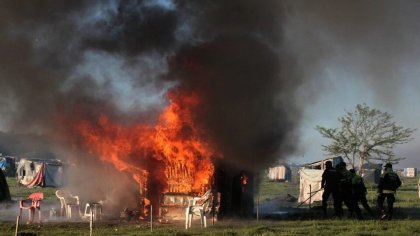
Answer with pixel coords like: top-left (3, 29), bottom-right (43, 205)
top-left (185, 190), bottom-right (212, 229)
top-left (55, 190), bottom-right (80, 219)
top-left (84, 202), bottom-right (102, 221)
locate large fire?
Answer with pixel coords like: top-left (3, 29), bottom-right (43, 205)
top-left (75, 90), bottom-right (216, 195)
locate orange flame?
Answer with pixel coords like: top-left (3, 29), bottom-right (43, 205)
top-left (75, 90), bottom-right (216, 195)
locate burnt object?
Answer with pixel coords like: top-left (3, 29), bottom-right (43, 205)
top-left (120, 208), bottom-right (140, 222)
top-left (159, 192), bottom-right (195, 220)
top-left (214, 162), bottom-right (254, 218)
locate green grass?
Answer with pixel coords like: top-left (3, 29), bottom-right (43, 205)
top-left (2, 176), bottom-right (420, 235)
top-left (7, 177), bottom-right (58, 204)
top-left (256, 175), bottom-right (299, 202)
top-left (2, 219), bottom-right (420, 236)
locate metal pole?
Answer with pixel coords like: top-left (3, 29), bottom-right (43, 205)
top-left (150, 205), bottom-right (153, 232)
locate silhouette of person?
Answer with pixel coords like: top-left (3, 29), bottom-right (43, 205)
top-left (350, 169), bottom-right (374, 217)
top-left (377, 163), bottom-right (401, 220)
top-left (321, 161), bottom-right (341, 218)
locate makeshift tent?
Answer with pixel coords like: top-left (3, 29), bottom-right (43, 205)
top-left (0, 158), bottom-right (6, 170)
top-left (303, 156), bottom-right (344, 170)
top-left (0, 167), bottom-right (10, 201)
top-left (359, 163), bottom-right (381, 184)
top-left (403, 168), bottom-right (417, 177)
top-left (267, 165), bottom-right (291, 182)
top-left (298, 156), bottom-right (345, 205)
top-left (361, 169), bottom-right (380, 184)
top-left (0, 156), bottom-right (16, 177)
top-left (16, 159), bottom-right (64, 188)
top-left (298, 168), bottom-right (323, 204)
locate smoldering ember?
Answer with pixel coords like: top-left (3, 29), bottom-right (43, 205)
top-left (1, 1), bottom-right (420, 235)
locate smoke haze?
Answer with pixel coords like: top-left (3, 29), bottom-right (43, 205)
top-left (0, 1), bottom-right (301, 166)
top-left (1, 0), bottom-right (419, 213)
top-left (283, 0), bottom-right (420, 166)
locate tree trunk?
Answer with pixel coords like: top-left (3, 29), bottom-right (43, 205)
top-left (357, 155), bottom-right (365, 176)
top-left (357, 145), bottom-right (368, 175)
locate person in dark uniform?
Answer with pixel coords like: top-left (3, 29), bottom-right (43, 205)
top-left (338, 162), bottom-right (362, 219)
top-left (377, 163), bottom-right (401, 220)
top-left (321, 161), bottom-right (341, 218)
top-left (0, 168), bottom-right (10, 202)
top-left (350, 169), bottom-right (374, 217)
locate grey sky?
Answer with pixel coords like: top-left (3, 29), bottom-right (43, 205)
top-left (285, 0), bottom-right (420, 168)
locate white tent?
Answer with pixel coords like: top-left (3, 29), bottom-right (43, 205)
top-left (298, 168), bottom-right (323, 204)
top-left (403, 167), bottom-right (417, 177)
top-left (267, 165), bottom-right (291, 182)
top-left (16, 158), bottom-right (64, 188)
top-left (298, 156), bottom-right (344, 205)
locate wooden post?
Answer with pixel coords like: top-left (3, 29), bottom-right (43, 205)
top-left (150, 205), bottom-right (153, 232)
top-left (212, 200), bottom-right (215, 226)
top-left (38, 208), bottom-right (42, 224)
top-left (14, 215), bottom-right (20, 236)
top-left (256, 195), bottom-right (259, 221)
top-left (309, 185), bottom-right (312, 211)
top-left (89, 206), bottom-right (93, 236)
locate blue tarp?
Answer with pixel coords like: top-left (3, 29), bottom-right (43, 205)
top-left (44, 163), bottom-right (64, 187)
top-left (0, 159), bottom-right (6, 170)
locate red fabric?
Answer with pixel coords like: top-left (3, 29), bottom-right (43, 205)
top-left (27, 164), bottom-right (45, 188)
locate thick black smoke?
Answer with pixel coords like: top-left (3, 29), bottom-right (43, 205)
top-left (82, 0), bottom-right (178, 56)
top-left (3, 0), bottom-right (419, 170)
top-left (161, 0), bottom-right (302, 170)
top-left (0, 1), bottom-right (306, 214)
top-left (0, 0), bottom-right (178, 140)
top-left (0, 0), bottom-right (183, 214)
top-left (9, 0), bottom-right (420, 213)
top-left (167, 35), bottom-right (300, 170)
top-left (0, 0), bottom-right (301, 171)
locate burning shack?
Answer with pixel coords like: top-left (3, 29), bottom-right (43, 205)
top-left (76, 92), bottom-right (254, 221)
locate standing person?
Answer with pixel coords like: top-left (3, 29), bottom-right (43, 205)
top-left (377, 163), bottom-right (401, 220)
top-left (321, 161), bottom-right (341, 218)
top-left (350, 169), bottom-right (374, 217)
top-left (0, 168), bottom-right (11, 202)
top-left (338, 162), bottom-right (362, 219)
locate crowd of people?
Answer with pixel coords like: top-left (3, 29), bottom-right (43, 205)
top-left (321, 161), bottom-right (401, 220)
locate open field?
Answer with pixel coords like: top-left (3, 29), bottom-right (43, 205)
top-left (2, 219), bottom-right (420, 236)
top-left (1, 176), bottom-right (420, 235)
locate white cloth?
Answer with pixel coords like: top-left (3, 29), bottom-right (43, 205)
top-left (298, 168), bottom-right (324, 203)
top-left (267, 166), bottom-right (287, 180)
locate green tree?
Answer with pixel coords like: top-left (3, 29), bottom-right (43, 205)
top-left (316, 104), bottom-right (416, 175)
